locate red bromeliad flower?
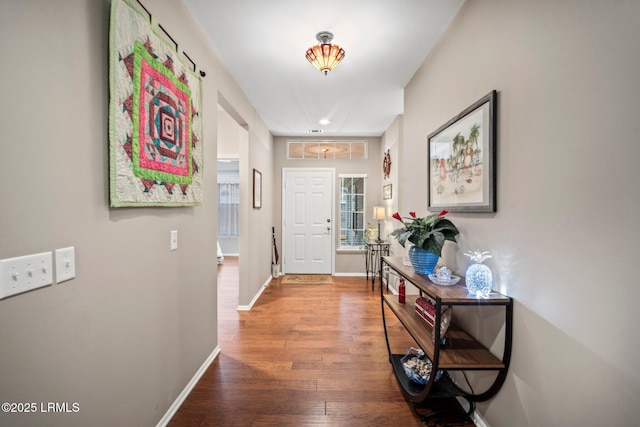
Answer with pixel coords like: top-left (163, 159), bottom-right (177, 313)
top-left (409, 211), bottom-right (416, 218)
top-left (392, 212), bottom-right (402, 222)
top-left (438, 210), bottom-right (449, 217)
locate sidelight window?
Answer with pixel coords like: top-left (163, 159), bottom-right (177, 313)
top-left (338, 175), bottom-right (366, 249)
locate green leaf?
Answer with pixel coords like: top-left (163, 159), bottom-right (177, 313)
top-left (423, 232), bottom-right (445, 255)
top-left (389, 212), bottom-right (459, 255)
top-left (390, 229), bottom-right (411, 247)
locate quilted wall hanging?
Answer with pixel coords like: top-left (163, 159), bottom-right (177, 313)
top-left (109, 0), bottom-right (203, 207)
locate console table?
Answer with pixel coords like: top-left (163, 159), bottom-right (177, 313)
top-left (380, 256), bottom-right (513, 422)
top-left (364, 240), bottom-right (390, 289)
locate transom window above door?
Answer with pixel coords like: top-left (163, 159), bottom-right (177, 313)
top-left (287, 141), bottom-right (368, 160)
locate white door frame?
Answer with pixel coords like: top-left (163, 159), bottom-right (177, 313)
top-left (281, 168), bottom-right (335, 275)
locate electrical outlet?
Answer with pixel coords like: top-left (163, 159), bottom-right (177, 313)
top-left (55, 247), bottom-right (76, 283)
top-left (170, 230), bottom-right (178, 251)
top-left (0, 252), bottom-right (53, 299)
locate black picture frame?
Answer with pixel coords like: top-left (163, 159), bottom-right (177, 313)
top-left (427, 90), bottom-right (497, 212)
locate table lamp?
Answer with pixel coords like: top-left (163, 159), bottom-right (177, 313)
top-left (373, 206), bottom-right (386, 243)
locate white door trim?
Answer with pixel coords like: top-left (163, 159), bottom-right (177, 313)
top-left (281, 168), bottom-right (335, 275)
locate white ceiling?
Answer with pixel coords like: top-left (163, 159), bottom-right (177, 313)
top-left (183, 0), bottom-right (465, 137)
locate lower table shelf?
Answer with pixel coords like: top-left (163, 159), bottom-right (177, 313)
top-left (389, 354), bottom-right (466, 400)
top-left (390, 354), bottom-right (475, 423)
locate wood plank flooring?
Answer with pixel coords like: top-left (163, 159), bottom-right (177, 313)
top-left (168, 257), bottom-right (475, 426)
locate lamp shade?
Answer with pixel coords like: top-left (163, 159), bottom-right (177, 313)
top-left (373, 206), bottom-right (386, 220)
top-left (306, 31), bottom-right (345, 75)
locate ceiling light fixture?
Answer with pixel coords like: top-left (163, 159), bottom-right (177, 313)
top-left (319, 119), bottom-right (331, 125)
top-left (305, 31), bottom-right (345, 76)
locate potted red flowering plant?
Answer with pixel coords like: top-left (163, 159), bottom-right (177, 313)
top-left (390, 210), bottom-right (459, 274)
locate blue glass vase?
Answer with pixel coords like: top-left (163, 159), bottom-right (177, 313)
top-left (408, 246), bottom-right (439, 275)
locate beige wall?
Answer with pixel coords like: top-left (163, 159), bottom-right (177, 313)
top-left (380, 116), bottom-right (402, 256)
top-left (395, 0), bottom-right (640, 425)
top-left (0, 1), bottom-right (272, 426)
top-left (272, 136), bottom-right (383, 275)
top-left (217, 107), bottom-right (242, 159)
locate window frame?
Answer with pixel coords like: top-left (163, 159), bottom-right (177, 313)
top-left (287, 140), bottom-right (368, 160)
top-left (337, 174), bottom-right (367, 251)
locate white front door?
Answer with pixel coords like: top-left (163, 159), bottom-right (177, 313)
top-left (283, 169), bottom-right (333, 274)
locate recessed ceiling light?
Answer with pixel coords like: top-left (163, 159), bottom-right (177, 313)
top-left (319, 119), bottom-right (331, 125)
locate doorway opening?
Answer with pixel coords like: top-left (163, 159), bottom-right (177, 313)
top-left (217, 159), bottom-right (239, 257)
top-left (216, 101), bottom-right (248, 313)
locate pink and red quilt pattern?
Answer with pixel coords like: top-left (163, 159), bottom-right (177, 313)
top-left (110, 0), bottom-right (203, 206)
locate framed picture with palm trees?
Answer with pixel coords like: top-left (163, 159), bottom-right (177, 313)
top-left (427, 90), bottom-right (497, 212)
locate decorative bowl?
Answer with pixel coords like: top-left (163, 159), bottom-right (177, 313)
top-left (401, 354), bottom-right (443, 384)
top-left (427, 274), bottom-right (460, 286)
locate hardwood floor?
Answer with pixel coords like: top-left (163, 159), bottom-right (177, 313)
top-left (168, 257), bottom-right (475, 426)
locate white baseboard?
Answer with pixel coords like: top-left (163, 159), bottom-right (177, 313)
top-left (156, 345), bottom-right (221, 427)
top-left (237, 274), bottom-right (271, 311)
top-left (332, 272), bottom-right (367, 277)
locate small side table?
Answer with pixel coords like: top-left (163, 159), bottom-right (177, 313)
top-left (364, 240), bottom-right (390, 290)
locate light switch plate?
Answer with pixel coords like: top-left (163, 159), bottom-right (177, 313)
top-left (0, 252), bottom-right (53, 299)
top-left (55, 247), bottom-right (76, 283)
top-left (170, 230), bottom-right (178, 251)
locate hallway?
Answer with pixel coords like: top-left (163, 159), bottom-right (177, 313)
top-left (168, 257), bottom-right (473, 426)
